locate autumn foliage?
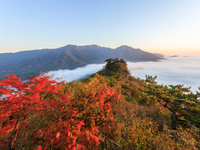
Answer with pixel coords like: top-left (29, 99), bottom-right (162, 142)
top-left (0, 58), bottom-right (200, 150)
top-left (0, 74), bottom-right (119, 150)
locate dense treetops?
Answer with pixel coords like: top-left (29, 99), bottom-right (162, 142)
top-left (0, 58), bottom-right (200, 149)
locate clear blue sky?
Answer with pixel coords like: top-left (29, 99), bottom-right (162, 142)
top-left (0, 0), bottom-right (200, 54)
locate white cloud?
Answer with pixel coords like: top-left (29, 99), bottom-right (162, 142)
top-left (46, 55), bottom-right (200, 93)
top-left (127, 55), bottom-right (200, 93)
top-left (2, 55), bottom-right (200, 100)
top-left (47, 63), bottom-right (106, 82)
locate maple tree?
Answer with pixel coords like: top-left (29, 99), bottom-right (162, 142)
top-left (0, 74), bottom-right (119, 150)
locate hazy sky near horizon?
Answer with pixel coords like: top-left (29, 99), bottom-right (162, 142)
top-left (1, 0), bottom-right (200, 54)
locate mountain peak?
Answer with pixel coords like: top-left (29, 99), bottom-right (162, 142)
top-left (116, 45), bottom-right (133, 49)
top-left (82, 45), bottom-right (101, 48)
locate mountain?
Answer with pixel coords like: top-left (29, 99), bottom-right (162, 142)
top-left (0, 45), bottom-right (162, 79)
top-left (153, 53), bottom-right (164, 58)
top-left (0, 49), bottom-right (50, 68)
top-left (1, 58), bottom-right (199, 149)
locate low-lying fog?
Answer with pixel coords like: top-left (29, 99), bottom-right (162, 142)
top-left (48, 54), bottom-right (200, 93)
top-left (48, 63), bottom-right (106, 82)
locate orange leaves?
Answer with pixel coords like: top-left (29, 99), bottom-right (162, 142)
top-left (115, 94), bottom-right (120, 99)
top-left (56, 132), bottom-right (60, 139)
top-left (77, 120), bottom-right (84, 130)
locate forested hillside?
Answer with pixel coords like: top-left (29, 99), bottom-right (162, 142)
top-left (0, 58), bottom-right (199, 150)
top-left (0, 45), bottom-right (162, 80)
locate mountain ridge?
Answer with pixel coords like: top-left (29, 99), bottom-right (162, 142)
top-left (0, 45), bottom-right (163, 79)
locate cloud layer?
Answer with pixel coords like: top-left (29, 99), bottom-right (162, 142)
top-left (47, 55), bottom-right (200, 93)
top-left (127, 55), bottom-right (200, 93)
top-left (48, 63), bottom-right (105, 82)
top-left (1, 55), bottom-right (200, 100)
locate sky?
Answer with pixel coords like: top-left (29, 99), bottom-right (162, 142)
top-left (0, 0), bottom-right (200, 55)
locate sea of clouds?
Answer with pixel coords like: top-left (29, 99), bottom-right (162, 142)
top-left (48, 63), bottom-right (106, 82)
top-left (1, 55), bottom-right (200, 100)
top-left (48, 54), bottom-right (200, 93)
top-left (127, 55), bottom-right (200, 93)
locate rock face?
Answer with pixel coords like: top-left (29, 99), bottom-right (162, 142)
top-left (0, 45), bottom-right (162, 79)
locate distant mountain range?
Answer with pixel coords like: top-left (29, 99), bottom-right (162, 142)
top-left (0, 45), bottom-right (163, 79)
